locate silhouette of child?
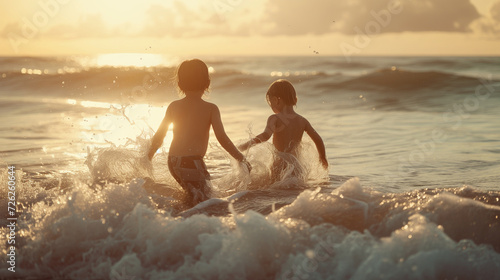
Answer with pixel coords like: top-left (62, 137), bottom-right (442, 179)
top-left (148, 59), bottom-right (250, 205)
top-left (239, 79), bottom-right (327, 178)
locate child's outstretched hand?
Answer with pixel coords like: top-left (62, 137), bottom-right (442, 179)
top-left (148, 149), bottom-right (156, 161)
top-left (320, 157), bottom-right (329, 169)
top-left (240, 159), bottom-right (252, 173)
top-left (238, 142), bottom-right (250, 151)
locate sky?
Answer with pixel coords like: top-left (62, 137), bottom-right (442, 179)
top-left (1, 0), bottom-right (500, 57)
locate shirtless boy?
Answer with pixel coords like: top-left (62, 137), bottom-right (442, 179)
top-left (239, 79), bottom-right (328, 177)
top-left (148, 59), bottom-right (250, 205)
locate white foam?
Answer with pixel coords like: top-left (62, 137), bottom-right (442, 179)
top-left (2, 168), bottom-right (500, 280)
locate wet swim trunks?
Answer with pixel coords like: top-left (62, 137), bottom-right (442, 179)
top-left (168, 155), bottom-right (212, 206)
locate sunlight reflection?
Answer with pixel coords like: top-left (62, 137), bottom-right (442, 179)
top-left (95, 53), bottom-right (171, 68)
top-left (66, 99), bottom-right (123, 109)
top-left (81, 100), bottom-right (114, 109)
top-left (79, 104), bottom-right (172, 149)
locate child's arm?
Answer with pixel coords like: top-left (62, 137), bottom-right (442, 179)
top-left (238, 116), bottom-right (275, 151)
top-left (305, 120), bottom-right (328, 169)
top-left (211, 105), bottom-right (247, 162)
top-left (148, 108), bottom-right (172, 161)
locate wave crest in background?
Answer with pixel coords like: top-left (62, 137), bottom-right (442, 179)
top-left (333, 68), bottom-right (481, 91)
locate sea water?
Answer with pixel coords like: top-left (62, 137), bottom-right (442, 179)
top-left (0, 55), bottom-right (499, 279)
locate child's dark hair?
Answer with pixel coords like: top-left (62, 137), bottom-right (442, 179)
top-left (266, 79), bottom-right (297, 106)
top-left (176, 59), bottom-right (210, 94)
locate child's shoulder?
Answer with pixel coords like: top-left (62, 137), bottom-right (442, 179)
top-left (169, 98), bottom-right (216, 106)
top-left (267, 113), bottom-right (309, 127)
top-left (180, 98), bottom-right (219, 112)
top-left (201, 99), bottom-right (217, 105)
top-left (169, 99), bottom-right (185, 105)
top-left (267, 113), bottom-right (280, 122)
top-left (272, 112), bottom-right (308, 121)
top-left (279, 112), bottom-right (311, 128)
top-left (202, 100), bottom-right (220, 110)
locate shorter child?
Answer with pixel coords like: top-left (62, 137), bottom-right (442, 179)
top-left (148, 59), bottom-right (250, 206)
top-left (239, 79), bottom-right (328, 178)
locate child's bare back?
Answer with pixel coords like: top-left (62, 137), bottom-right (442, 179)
top-left (239, 79), bottom-right (328, 172)
top-left (167, 97), bottom-right (218, 157)
top-left (267, 111), bottom-right (316, 154)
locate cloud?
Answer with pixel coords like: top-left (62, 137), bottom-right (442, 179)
top-left (136, 0), bottom-right (493, 38)
top-left (140, 3), bottom-right (251, 38)
top-left (0, 0), bottom-right (487, 40)
top-left (259, 1), bottom-right (338, 36)
top-left (1, 13), bottom-right (128, 40)
top-left (492, 1), bottom-right (500, 22)
top-left (45, 14), bottom-right (116, 39)
top-left (0, 1), bottom-right (242, 40)
top-left (140, 4), bottom-right (178, 37)
top-left (261, 0), bottom-right (481, 35)
top-left (469, 1), bottom-right (500, 37)
top-left (141, 3), bottom-right (219, 37)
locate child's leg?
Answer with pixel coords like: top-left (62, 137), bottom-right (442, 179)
top-left (168, 156), bottom-right (212, 205)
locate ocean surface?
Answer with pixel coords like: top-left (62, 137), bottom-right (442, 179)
top-left (1, 55), bottom-right (499, 279)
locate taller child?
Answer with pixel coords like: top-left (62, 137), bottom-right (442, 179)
top-left (148, 59), bottom-right (250, 205)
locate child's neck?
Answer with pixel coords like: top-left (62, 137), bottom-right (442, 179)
top-left (184, 91), bottom-right (204, 99)
top-left (279, 105), bottom-right (295, 114)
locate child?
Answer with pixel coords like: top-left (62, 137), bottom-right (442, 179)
top-left (148, 59), bottom-right (250, 206)
top-left (239, 79), bottom-right (328, 178)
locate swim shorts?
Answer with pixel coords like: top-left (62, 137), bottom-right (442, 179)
top-left (168, 155), bottom-right (212, 205)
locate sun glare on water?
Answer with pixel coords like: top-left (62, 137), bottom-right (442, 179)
top-left (74, 102), bottom-right (170, 149)
top-left (95, 53), bottom-right (173, 68)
